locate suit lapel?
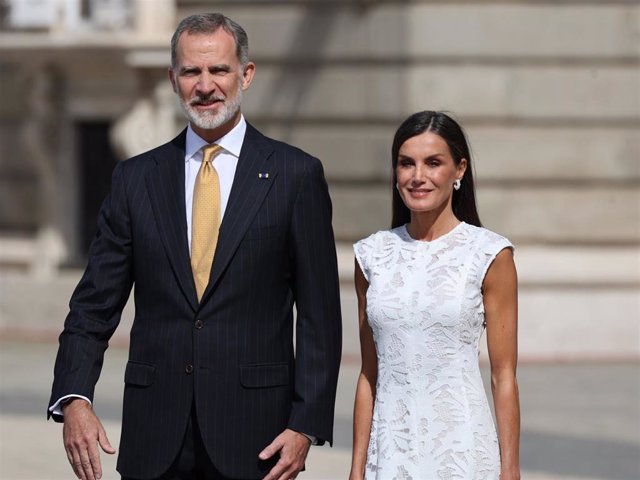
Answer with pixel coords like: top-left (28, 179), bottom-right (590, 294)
top-left (145, 129), bottom-right (199, 311)
top-left (199, 124), bottom-right (277, 306)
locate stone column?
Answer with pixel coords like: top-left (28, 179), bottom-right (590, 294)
top-left (111, 69), bottom-right (176, 159)
top-left (21, 64), bottom-right (67, 277)
top-left (135, 0), bottom-right (175, 39)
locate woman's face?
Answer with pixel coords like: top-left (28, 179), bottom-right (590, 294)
top-left (396, 131), bottom-right (466, 215)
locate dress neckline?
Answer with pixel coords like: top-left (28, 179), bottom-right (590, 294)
top-left (401, 221), bottom-right (466, 244)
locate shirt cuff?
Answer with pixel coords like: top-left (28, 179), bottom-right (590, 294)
top-left (49, 395), bottom-right (92, 417)
top-left (301, 433), bottom-right (318, 445)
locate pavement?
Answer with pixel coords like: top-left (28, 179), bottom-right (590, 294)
top-left (1, 340), bottom-right (638, 480)
top-left (0, 270), bottom-right (639, 479)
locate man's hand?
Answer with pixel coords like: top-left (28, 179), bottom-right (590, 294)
top-left (259, 428), bottom-right (311, 480)
top-left (62, 398), bottom-right (116, 480)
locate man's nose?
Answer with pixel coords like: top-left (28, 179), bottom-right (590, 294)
top-left (196, 74), bottom-right (216, 95)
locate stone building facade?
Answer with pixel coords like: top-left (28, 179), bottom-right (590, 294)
top-left (0, 0), bottom-right (638, 359)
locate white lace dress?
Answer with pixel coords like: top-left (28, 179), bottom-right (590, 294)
top-left (354, 222), bottom-right (513, 480)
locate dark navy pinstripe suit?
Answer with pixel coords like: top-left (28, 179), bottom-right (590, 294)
top-left (49, 123), bottom-right (342, 479)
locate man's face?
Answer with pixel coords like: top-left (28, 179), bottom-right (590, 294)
top-left (169, 29), bottom-right (255, 140)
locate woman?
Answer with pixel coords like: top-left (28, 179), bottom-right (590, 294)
top-left (350, 111), bottom-right (520, 480)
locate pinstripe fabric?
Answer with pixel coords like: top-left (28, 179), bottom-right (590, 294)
top-left (49, 123), bottom-right (342, 479)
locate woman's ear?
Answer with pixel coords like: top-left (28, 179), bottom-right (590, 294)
top-left (457, 158), bottom-right (468, 179)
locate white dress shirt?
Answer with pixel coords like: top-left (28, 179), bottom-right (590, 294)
top-left (184, 116), bottom-right (245, 250)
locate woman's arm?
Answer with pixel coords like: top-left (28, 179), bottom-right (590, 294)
top-left (349, 261), bottom-right (378, 480)
top-left (484, 248), bottom-right (521, 480)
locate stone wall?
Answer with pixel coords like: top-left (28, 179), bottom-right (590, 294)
top-left (0, 0), bottom-right (637, 359)
top-left (178, 0), bottom-right (640, 359)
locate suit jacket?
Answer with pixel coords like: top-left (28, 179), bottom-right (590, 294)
top-left (49, 123), bottom-right (342, 479)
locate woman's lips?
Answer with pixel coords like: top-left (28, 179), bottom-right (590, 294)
top-left (408, 188), bottom-right (432, 198)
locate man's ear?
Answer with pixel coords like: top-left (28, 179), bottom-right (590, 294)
top-left (168, 67), bottom-right (177, 93)
top-left (241, 62), bottom-right (256, 90)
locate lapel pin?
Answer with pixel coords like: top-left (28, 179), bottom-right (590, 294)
top-left (258, 172), bottom-right (270, 179)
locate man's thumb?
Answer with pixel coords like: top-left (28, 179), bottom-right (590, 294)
top-left (98, 427), bottom-right (116, 454)
top-left (258, 436), bottom-right (283, 460)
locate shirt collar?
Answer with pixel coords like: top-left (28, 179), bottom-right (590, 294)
top-left (185, 115), bottom-right (247, 161)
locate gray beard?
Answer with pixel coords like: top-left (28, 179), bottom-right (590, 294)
top-left (180, 87), bottom-right (243, 131)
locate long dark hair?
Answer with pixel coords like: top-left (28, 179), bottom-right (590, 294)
top-left (391, 111), bottom-right (482, 228)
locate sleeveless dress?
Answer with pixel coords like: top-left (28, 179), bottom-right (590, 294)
top-left (354, 222), bottom-right (513, 480)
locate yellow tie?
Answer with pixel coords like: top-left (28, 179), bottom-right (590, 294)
top-left (191, 144), bottom-right (223, 301)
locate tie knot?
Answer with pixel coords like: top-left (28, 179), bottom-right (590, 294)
top-left (202, 144), bottom-right (223, 164)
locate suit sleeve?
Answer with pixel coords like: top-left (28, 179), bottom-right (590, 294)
top-left (48, 161), bottom-right (134, 421)
top-left (287, 157), bottom-right (342, 445)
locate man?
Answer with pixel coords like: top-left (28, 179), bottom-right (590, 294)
top-left (48, 13), bottom-right (342, 480)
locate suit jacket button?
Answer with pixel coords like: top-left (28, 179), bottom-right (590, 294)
top-left (185, 364), bottom-right (194, 374)
top-left (195, 319), bottom-right (204, 329)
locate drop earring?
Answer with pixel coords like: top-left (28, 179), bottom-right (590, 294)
top-left (453, 179), bottom-right (461, 190)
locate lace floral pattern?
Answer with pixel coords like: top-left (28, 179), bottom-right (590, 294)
top-left (354, 222), bottom-right (513, 480)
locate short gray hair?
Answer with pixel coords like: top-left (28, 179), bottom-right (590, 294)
top-left (170, 13), bottom-right (249, 68)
